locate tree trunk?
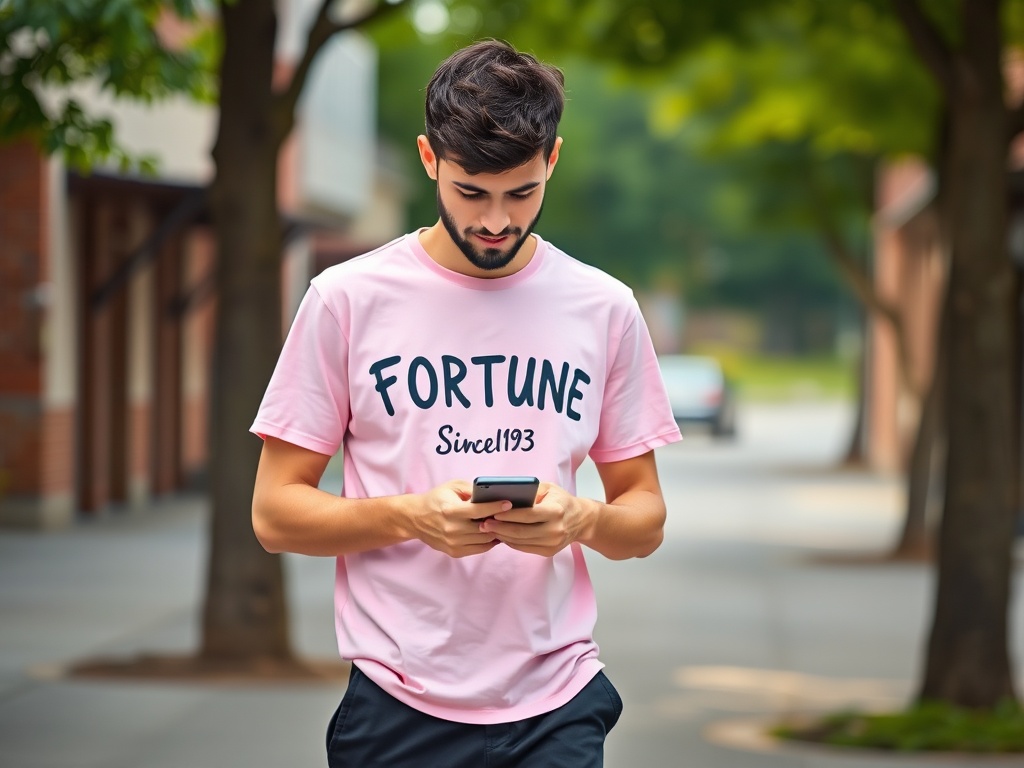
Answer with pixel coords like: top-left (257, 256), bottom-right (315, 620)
top-left (200, 0), bottom-right (293, 661)
top-left (918, 0), bottom-right (1019, 707)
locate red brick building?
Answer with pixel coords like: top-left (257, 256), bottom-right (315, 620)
top-left (866, 159), bottom-right (945, 471)
top-left (867, 161), bottom-right (1024, 474)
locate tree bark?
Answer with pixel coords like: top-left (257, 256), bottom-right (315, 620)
top-left (201, 0), bottom-right (292, 661)
top-left (915, 0), bottom-right (1019, 708)
top-left (196, 0), bottom-right (404, 664)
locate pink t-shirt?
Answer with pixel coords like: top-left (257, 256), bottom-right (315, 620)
top-left (251, 231), bottom-right (681, 724)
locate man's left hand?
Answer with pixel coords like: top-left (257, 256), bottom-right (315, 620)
top-left (478, 482), bottom-right (593, 557)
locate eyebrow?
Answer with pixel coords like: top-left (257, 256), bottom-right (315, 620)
top-left (452, 181), bottom-right (541, 195)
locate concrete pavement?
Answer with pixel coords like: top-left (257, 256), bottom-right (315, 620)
top-left (1, 402), bottom-right (1022, 767)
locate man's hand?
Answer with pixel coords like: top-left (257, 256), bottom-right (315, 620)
top-left (479, 482), bottom-right (593, 557)
top-left (411, 481), bottom-right (509, 558)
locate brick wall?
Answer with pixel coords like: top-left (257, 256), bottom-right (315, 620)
top-left (0, 141), bottom-right (47, 516)
top-left (0, 140), bottom-right (45, 394)
top-left (869, 161), bottom-right (945, 472)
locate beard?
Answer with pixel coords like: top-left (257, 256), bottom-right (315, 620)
top-left (437, 190), bottom-right (544, 272)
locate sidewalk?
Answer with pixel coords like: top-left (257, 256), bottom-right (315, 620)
top-left (1, 404), bottom-right (1022, 767)
top-left (0, 492), bottom-right (342, 768)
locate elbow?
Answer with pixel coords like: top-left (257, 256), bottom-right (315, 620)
top-left (602, 527), bottom-right (663, 561)
top-left (635, 503), bottom-right (666, 558)
top-left (251, 494), bottom-right (284, 554)
top-left (635, 527), bottom-right (664, 558)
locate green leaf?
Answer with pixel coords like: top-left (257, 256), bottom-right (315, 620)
top-left (1, 0), bottom-right (212, 171)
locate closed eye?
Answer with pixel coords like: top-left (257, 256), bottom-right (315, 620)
top-left (453, 184), bottom-right (539, 200)
top-left (459, 191), bottom-right (533, 200)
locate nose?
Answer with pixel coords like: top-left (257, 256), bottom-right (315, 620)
top-left (480, 202), bottom-right (511, 235)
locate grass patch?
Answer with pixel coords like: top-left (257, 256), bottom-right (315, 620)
top-left (690, 347), bottom-right (857, 402)
top-left (774, 700), bottom-right (1024, 753)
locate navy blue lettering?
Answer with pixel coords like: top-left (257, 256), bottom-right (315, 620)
top-left (507, 356), bottom-right (536, 407)
top-left (435, 423), bottom-right (535, 454)
top-left (369, 356), bottom-right (402, 417)
top-left (442, 355), bottom-right (471, 408)
top-left (436, 424), bottom-right (453, 454)
top-left (471, 355), bottom-right (506, 407)
top-left (408, 357), bottom-right (438, 409)
top-left (566, 369), bottom-right (591, 422)
top-left (372, 353), bottom-right (589, 423)
top-left (538, 360), bottom-right (570, 412)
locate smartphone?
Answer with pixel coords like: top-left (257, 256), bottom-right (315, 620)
top-left (471, 476), bottom-right (539, 508)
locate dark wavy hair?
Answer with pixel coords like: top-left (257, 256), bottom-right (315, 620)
top-left (425, 40), bottom-right (565, 175)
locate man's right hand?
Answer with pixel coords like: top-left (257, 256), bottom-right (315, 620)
top-left (410, 480), bottom-right (510, 558)
top-left (253, 439), bottom-right (512, 558)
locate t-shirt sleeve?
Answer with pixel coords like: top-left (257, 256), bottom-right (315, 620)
top-left (249, 284), bottom-right (350, 456)
top-left (589, 302), bottom-right (682, 464)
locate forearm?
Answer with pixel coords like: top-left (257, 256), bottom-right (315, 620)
top-left (577, 489), bottom-right (666, 560)
top-left (252, 481), bottom-right (415, 557)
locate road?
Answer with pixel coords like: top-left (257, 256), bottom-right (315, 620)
top-left (585, 402), bottom-right (1023, 766)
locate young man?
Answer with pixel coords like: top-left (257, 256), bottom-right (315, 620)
top-left (251, 40), bottom-right (682, 767)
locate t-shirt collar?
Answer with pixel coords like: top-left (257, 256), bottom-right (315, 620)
top-left (408, 230), bottom-right (547, 291)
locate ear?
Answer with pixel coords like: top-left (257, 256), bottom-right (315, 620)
top-left (545, 137), bottom-right (563, 180)
top-left (417, 135), bottom-right (438, 180)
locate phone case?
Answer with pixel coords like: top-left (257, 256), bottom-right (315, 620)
top-left (471, 476), bottom-right (539, 508)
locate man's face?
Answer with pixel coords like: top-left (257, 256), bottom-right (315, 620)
top-left (436, 184), bottom-right (543, 271)
top-left (419, 139), bottom-right (561, 273)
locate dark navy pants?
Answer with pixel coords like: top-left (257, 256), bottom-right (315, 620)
top-left (326, 666), bottom-right (623, 767)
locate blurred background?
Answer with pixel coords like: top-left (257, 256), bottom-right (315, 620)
top-left (0, 0), bottom-right (936, 522)
top-left (1, 0), bottom-right (1023, 765)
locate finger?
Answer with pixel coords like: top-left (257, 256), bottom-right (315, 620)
top-left (483, 520), bottom-right (550, 542)
top-left (458, 531), bottom-right (501, 545)
top-left (491, 502), bottom-right (558, 523)
top-left (434, 532), bottom-right (498, 552)
top-left (490, 509), bottom-right (543, 524)
top-left (502, 542), bottom-right (563, 557)
top-left (452, 540), bottom-right (502, 558)
top-left (466, 500), bottom-right (513, 520)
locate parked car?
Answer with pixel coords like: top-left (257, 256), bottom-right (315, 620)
top-left (657, 354), bottom-right (737, 438)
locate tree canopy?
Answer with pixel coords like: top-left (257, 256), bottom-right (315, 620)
top-left (0, 0), bottom-right (214, 170)
top-left (367, 6), bottom-right (863, 352)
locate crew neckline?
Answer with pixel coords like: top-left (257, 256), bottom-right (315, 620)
top-left (408, 230), bottom-right (547, 291)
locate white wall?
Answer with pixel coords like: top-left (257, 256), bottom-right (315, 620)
top-left (297, 32), bottom-right (377, 218)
